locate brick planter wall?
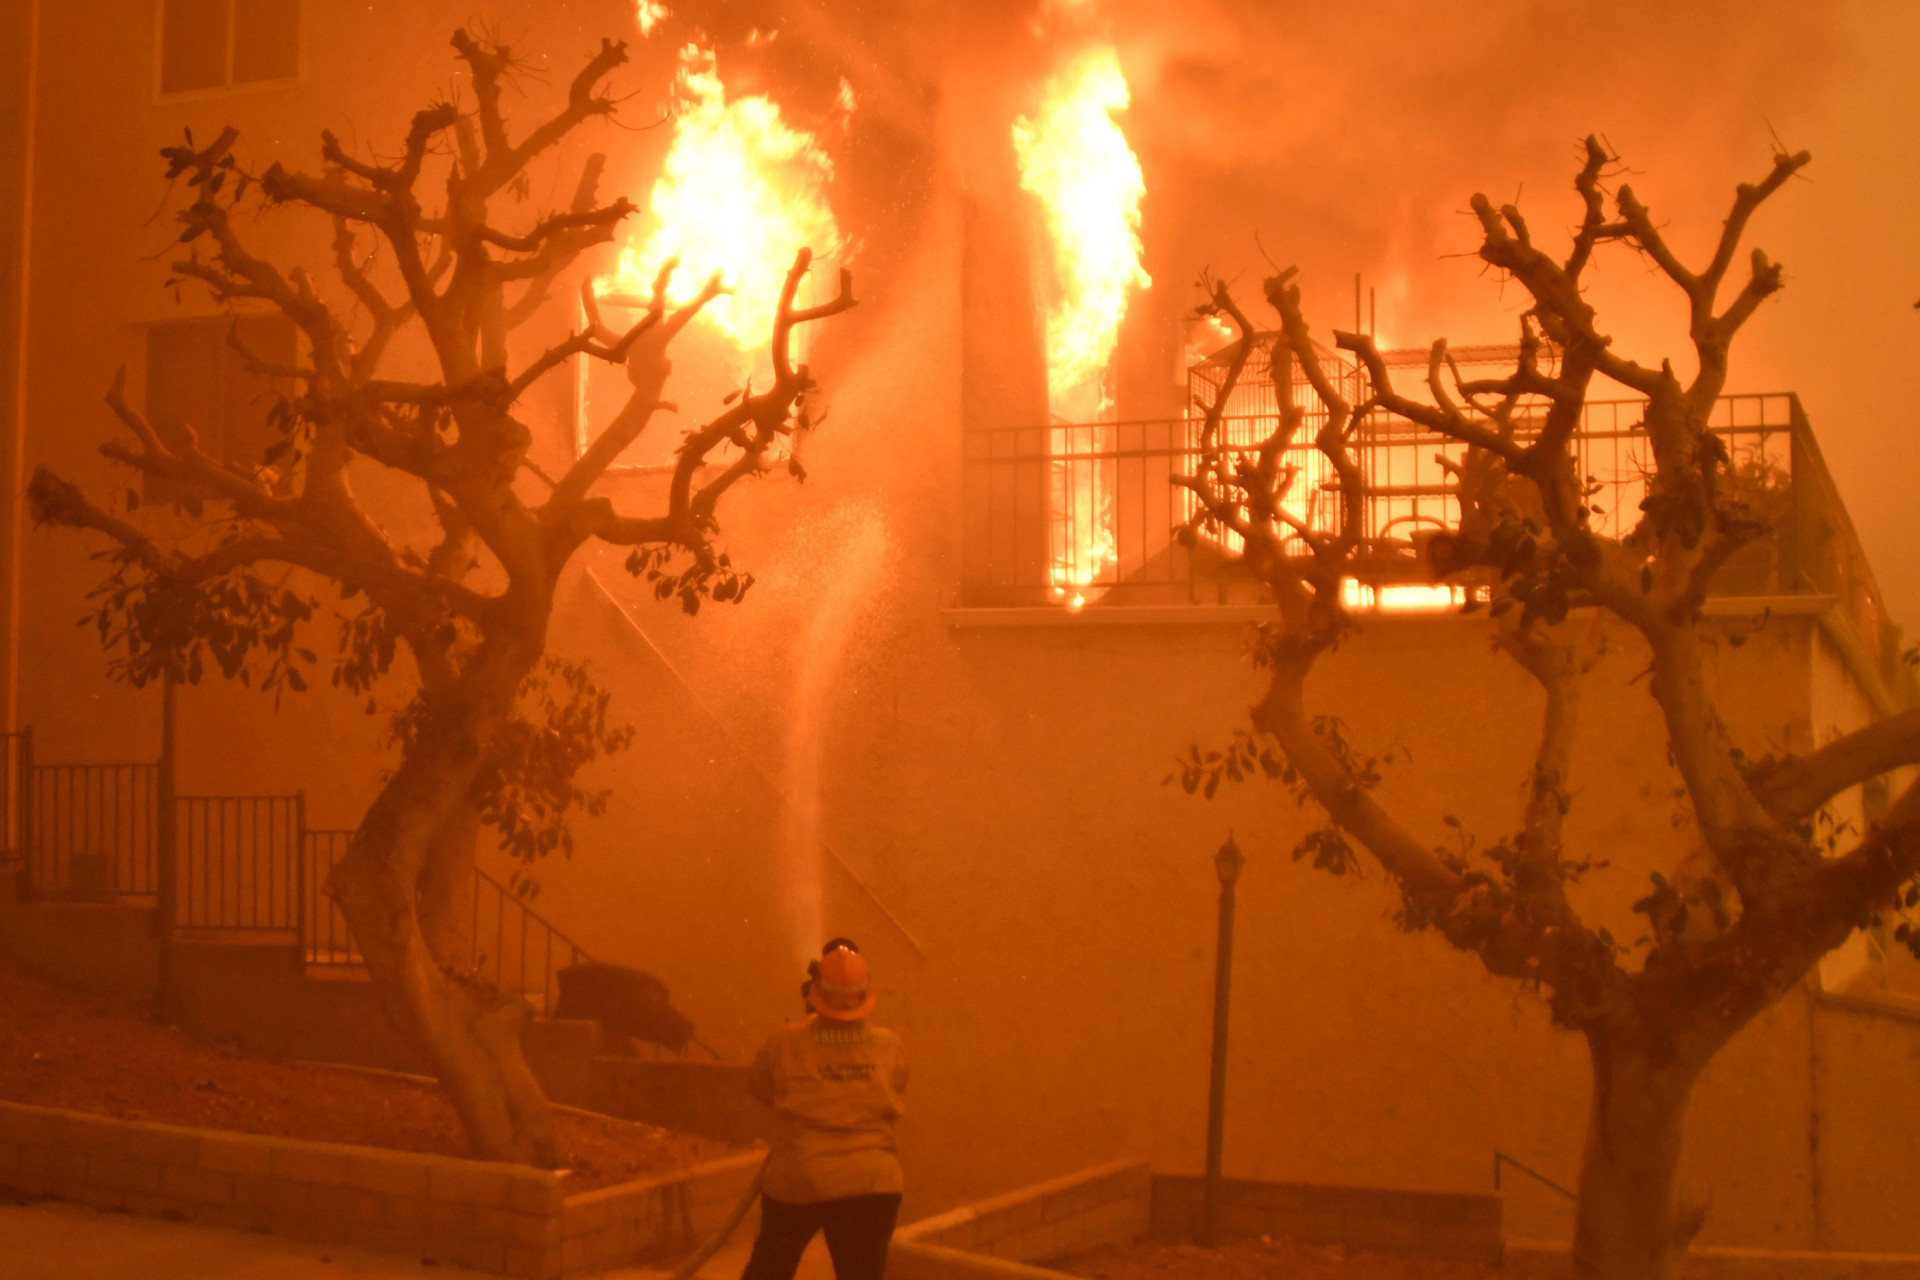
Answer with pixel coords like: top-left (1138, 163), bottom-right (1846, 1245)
top-left (558, 1152), bottom-right (761, 1274)
top-left (0, 1099), bottom-right (761, 1278)
top-left (896, 1160), bottom-right (1153, 1265)
top-left (1506, 1242), bottom-right (1920, 1280)
top-left (1148, 1174), bottom-right (1502, 1262)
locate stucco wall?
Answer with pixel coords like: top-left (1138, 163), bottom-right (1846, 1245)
top-left (1812, 995), bottom-right (1920, 1252)
top-left (543, 562), bottom-right (1852, 1242)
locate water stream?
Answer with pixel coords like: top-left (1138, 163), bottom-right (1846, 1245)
top-left (779, 500), bottom-right (891, 965)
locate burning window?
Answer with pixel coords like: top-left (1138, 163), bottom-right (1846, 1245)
top-left (141, 315), bottom-right (296, 502)
top-left (583, 41), bottom-right (842, 473)
top-left (159, 0), bottom-right (300, 96)
top-left (1013, 45), bottom-right (1150, 609)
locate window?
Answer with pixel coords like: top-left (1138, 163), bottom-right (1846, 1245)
top-left (160, 0), bottom-right (300, 95)
top-left (143, 315), bottom-right (297, 502)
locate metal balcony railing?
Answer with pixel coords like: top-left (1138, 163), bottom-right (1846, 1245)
top-left (960, 391), bottom-right (1898, 682)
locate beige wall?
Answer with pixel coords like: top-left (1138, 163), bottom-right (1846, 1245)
top-left (0, 0), bottom-right (35, 734)
top-left (7, 0), bottom-right (1919, 1255)
top-left (1813, 997), bottom-right (1920, 1251)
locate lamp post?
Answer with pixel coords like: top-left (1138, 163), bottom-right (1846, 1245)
top-left (1200, 832), bottom-right (1244, 1247)
top-left (155, 668), bottom-right (177, 1018)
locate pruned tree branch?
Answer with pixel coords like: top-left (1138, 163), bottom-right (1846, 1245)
top-left (1751, 708), bottom-right (1920, 825)
top-left (540, 266), bottom-right (722, 504)
top-left (450, 30), bottom-right (629, 197)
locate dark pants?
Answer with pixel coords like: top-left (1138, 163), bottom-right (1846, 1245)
top-left (740, 1192), bottom-right (902, 1280)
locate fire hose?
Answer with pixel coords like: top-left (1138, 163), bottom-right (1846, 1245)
top-left (662, 1154), bottom-right (769, 1280)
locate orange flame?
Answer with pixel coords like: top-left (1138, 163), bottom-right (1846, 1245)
top-left (1014, 45), bottom-right (1150, 414)
top-left (606, 45), bottom-right (842, 356)
top-left (634, 1), bottom-right (667, 36)
top-left (1012, 45), bottom-right (1150, 605)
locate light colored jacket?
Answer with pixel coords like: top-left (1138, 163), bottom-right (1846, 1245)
top-left (748, 1017), bottom-right (908, 1203)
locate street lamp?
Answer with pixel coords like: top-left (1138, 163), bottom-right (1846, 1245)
top-left (1201, 832), bottom-right (1243, 1246)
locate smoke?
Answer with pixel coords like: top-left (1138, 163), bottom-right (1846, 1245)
top-left (1098, 0), bottom-right (1844, 348)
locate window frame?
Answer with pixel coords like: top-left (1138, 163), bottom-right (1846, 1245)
top-left (572, 294), bottom-right (680, 479)
top-left (154, 0), bottom-right (305, 102)
top-left (134, 310), bottom-right (301, 503)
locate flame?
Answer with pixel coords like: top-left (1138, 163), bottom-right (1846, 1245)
top-left (1012, 44), bottom-right (1150, 604)
top-left (635, 0), bottom-right (667, 36)
top-left (1014, 45), bottom-right (1150, 411)
top-left (606, 45), bottom-right (841, 355)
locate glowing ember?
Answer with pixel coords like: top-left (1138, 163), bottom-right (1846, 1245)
top-left (635, 0), bottom-right (667, 36)
top-left (1013, 45), bottom-right (1150, 605)
top-left (1341, 582), bottom-right (1472, 613)
top-left (606, 45), bottom-right (842, 355)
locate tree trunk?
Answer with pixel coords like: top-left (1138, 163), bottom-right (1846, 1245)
top-left (417, 806), bottom-right (480, 974)
top-left (1573, 1032), bottom-right (1704, 1280)
top-left (326, 647), bottom-right (560, 1167)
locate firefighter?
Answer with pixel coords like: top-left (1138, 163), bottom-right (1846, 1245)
top-left (742, 939), bottom-right (907, 1280)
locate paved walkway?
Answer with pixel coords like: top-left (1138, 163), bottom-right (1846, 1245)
top-left (0, 1197), bottom-right (832, 1280)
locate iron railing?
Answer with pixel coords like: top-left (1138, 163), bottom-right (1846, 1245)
top-left (23, 761), bottom-right (161, 899)
top-left (1493, 1150), bottom-right (1577, 1201)
top-left (471, 866), bottom-right (590, 1018)
top-left (302, 828), bottom-right (360, 966)
top-left (960, 392), bottom-right (1901, 685)
top-left (300, 829), bottom-right (594, 1016)
top-left (173, 793), bottom-right (303, 933)
top-left (10, 757), bottom-right (597, 1019)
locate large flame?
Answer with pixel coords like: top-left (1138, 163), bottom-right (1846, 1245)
top-left (1012, 45), bottom-right (1150, 605)
top-left (1014, 45), bottom-right (1149, 412)
top-left (606, 44), bottom-right (842, 354)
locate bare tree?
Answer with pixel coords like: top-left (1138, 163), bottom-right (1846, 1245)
top-left (1174, 138), bottom-right (1920, 1280)
top-left (29, 30), bottom-right (854, 1165)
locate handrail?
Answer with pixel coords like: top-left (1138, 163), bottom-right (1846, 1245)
top-left (471, 864), bottom-right (593, 1016)
top-left (473, 864), bottom-right (589, 960)
top-left (303, 833), bottom-right (600, 1019)
top-left (977, 391), bottom-right (1803, 435)
top-left (1493, 1150), bottom-right (1577, 1201)
top-left (13, 765), bottom-right (604, 1025)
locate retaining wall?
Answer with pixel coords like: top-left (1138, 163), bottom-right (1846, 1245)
top-left (0, 895), bottom-right (158, 999)
top-left (0, 1099), bottom-right (762, 1277)
top-left (1506, 1242), bottom-right (1920, 1280)
top-left (895, 1159), bottom-right (1153, 1266)
top-left (1148, 1173), bottom-right (1503, 1262)
top-left (169, 942), bottom-right (423, 1074)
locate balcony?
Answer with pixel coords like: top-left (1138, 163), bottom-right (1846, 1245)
top-left (959, 388), bottom-right (1899, 684)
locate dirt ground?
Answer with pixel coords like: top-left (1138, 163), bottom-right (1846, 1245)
top-left (0, 956), bottom-right (738, 1191)
top-left (1054, 1236), bottom-right (1504, 1280)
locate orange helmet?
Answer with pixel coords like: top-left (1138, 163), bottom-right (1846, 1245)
top-left (807, 944), bottom-right (876, 1022)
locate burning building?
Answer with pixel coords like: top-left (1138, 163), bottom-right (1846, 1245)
top-left (0, 0), bottom-right (1917, 1264)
